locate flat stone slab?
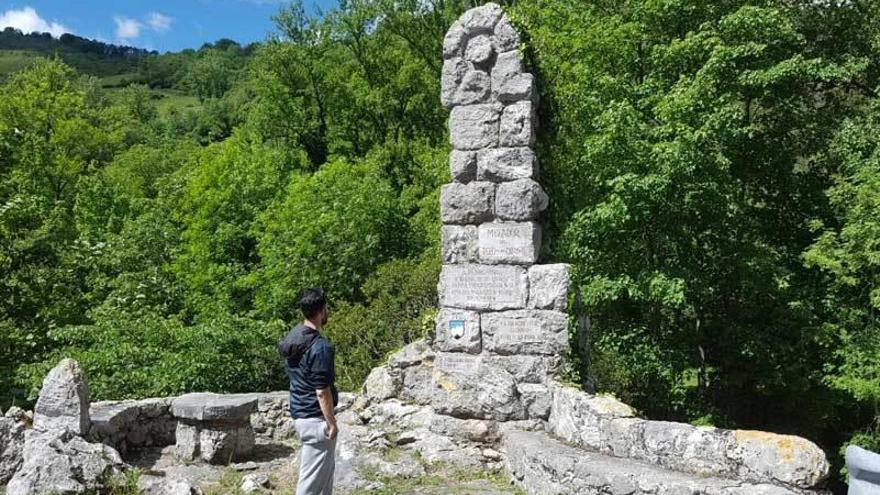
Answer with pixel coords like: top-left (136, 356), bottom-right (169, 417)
top-left (171, 393), bottom-right (257, 422)
top-left (438, 264), bottom-right (528, 311)
top-left (503, 430), bottom-right (817, 495)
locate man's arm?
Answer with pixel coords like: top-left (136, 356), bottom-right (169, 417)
top-left (316, 387), bottom-right (337, 439)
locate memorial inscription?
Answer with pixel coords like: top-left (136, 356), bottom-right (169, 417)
top-left (435, 353), bottom-right (481, 375)
top-left (478, 222), bottom-right (540, 264)
top-left (482, 310), bottom-right (567, 355)
top-left (439, 264), bottom-right (528, 310)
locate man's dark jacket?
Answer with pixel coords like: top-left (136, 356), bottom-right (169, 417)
top-left (278, 324), bottom-right (338, 419)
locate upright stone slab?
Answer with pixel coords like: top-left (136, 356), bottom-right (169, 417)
top-left (33, 358), bottom-right (90, 435)
top-left (436, 2), bottom-right (570, 417)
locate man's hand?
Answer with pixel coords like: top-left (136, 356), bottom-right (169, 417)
top-left (325, 421), bottom-right (338, 439)
top-left (316, 387), bottom-right (338, 440)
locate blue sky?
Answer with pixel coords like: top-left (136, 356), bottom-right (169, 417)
top-left (0, 0), bottom-right (338, 52)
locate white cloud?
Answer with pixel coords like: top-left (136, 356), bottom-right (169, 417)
top-left (0, 7), bottom-right (71, 37)
top-left (114, 16), bottom-right (141, 40)
top-left (147, 12), bottom-right (172, 33)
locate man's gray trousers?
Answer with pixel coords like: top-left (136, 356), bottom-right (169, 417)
top-left (294, 417), bottom-right (336, 495)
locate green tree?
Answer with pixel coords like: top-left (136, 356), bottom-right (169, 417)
top-left (254, 158), bottom-right (407, 319)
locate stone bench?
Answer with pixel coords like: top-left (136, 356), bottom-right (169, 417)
top-left (170, 393), bottom-right (257, 464)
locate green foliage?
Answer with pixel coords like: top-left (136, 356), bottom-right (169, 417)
top-left (325, 253), bottom-right (440, 391)
top-left (21, 311), bottom-right (287, 401)
top-left (254, 158), bottom-right (407, 319)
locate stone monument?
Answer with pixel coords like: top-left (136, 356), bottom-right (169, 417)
top-left (434, 2), bottom-right (570, 422)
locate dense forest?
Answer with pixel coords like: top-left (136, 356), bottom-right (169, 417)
top-left (2, 0), bottom-right (880, 486)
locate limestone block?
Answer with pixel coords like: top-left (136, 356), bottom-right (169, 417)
top-left (493, 15), bottom-right (520, 52)
top-left (503, 430), bottom-right (812, 495)
top-left (362, 365), bottom-right (400, 402)
top-left (483, 354), bottom-right (562, 384)
top-left (517, 383), bottom-right (551, 420)
top-left (443, 20), bottom-right (467, 60)
top-left (449, 104), bottom-right (500, 150)
top-left (6, 428), bottom-right (125, 495)
top-left (442, 225), bottom-right (478, 263)
top-left (426, 413), bottom-right (496, 443)
top-left (33, 358), bottom-right (91, 435)
top-left (495, 179), bottom-right (548, 221)
top-left (528, 263), bottom-right (570, 311)
top-left (847, 445), bottom-right (880, 495)
top-left (175, 422), bottom-right (200, 461)
top-left (478, 221), bottom-right (540, 265)
top-left (476, 147), bottom-right (537, 182)
top-left (453, 69), bottom-right (491, 106)
top-left (440, 57), bottom-right (467, 107)
top-left (465, 35), bottom-right (494, 65)
top-left (171, 393), bottom-right (257, 421)
top-left (440, 182), bottom-right (495, 224)
top-left (438, 263), bottom-right (528, 310)
top-left (0, 416), bottom-right (24, 484)
top-left (482, 309), bottom-right (567, 356)
top-left (547, 383), bottom-right (831, 490)
top-left (435, 308), bottom-right (481, 354)
top-left (200, 424), bottom-right (255, 464)
top-left (500, 101), bottom-right (535, 147)
top-left (729, 429), bottom-right (829, 489)
top-left (493, 50), bottom-right (534, 102)
top-left (460, 3), bottom-right (503, 31)
top-left (449, 150), bottom-right (476, 183)
top-left (432, 353), bottom-right (526, 421)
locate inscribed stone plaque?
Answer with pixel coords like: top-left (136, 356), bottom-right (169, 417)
top-left (478, 222), bottom-right (540, 264)
top-left (482, 310), bottom-right (567, 356)
top-left (434, 352), bottom-right (481, 375)
top-left (439, 264), bottom-right (528, 310)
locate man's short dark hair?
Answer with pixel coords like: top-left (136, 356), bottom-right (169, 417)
top-left (298, 287), bottom-right (327, 319)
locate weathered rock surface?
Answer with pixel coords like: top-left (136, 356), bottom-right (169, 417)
top-left (440, 181), bottom-right (496, 224)
top-left (6, 428), bottom-right (126, 495)
top-left (482, 310), bottom-right (567, 356)
top-left (449, 104), bottom-right (500, 150)
top-left (503, 429), bottom-right (819, 495)
top-left (527, 264), bottom-right (570, 311)
top-left (90, 397), bottom-right (176, 455)
top-left (477, 147), bottom-right (537, 182)
top-left (33, 358), bottom-right (90, 435)
top-left (442, 224), bottom-right (478, 263)
top-left (548, 383), bottom-right (830, 490)
top-left (495, 179), bottom-right (548, 221)
top-left (500, 101), bottom-right (535, 147)
top-left (0, 416), bottom-right (25, 484)
top-left (171, 393), bottom-right (257, 421)
top-left (449, 150), bottom-right (477, 183)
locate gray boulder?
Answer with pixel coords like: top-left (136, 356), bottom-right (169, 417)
top-left (0, 415), bottom-right (25, 484)
top-left (6, 428), bottom-right (125, 495)
top-left (33, 358), bottom-right (90, 435)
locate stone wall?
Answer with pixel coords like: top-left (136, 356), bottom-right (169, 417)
top-left (88, 391), bottom-right (356, 456)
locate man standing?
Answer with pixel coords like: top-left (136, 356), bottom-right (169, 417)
top-left (278, 288), bottom-right (338, 495)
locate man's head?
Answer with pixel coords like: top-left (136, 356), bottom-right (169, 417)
top-left (299, 287), bottom-right (329, 327)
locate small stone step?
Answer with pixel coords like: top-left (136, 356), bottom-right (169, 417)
top-left (502, 430), bottom-right (825, 495)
